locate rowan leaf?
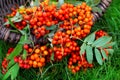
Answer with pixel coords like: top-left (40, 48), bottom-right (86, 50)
top-left (92, 7), bottom-right (102, 14)
top-left (84, 32), bottom-right (95, 44)
top-left (102, 42), bottom-right (116, 48)
top-left (4, 12), bottom-right (22, 25)
top-left (7, 44), bottom-right (23, 60)
top-left (92, 36), bottom-right (112, 47)
top-left (101, 49), bottom-right (108, 60)
top-left (22, 49), bottom-right (27, 60)
top-left (94, 48), bottom-right (103, 65)
top-left (7, 59), bottom-right (15, 69)
top-left (58, 0), bottom-right (64, 7)
top-left (92, 0), bottom-right (100, 6)
top-left (80, 43), bottom-right (86, 55)
top-left (46, 25), bottom-right (57, 30)
top-left (86, 46), bottom-right (93, 63)
top-left (11, 64), bottom-right (19, 80)
top-left (2, 64), bottom-right (19, 80)
top-left (50, 52), bottom-right (54, 61)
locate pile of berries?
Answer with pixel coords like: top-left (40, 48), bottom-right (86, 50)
top-left (1, 30), bottom-right (111, 74)
top-left (5, 0), bottom-right (93, 40)
top-left (1, 48), bottom-right (14, 74)
top-left (68, 53), bottom-right (93, 73)
top-left (1, 0), bottom-right (112, 74)
top-left (95, 30), bottom-right (108, 39)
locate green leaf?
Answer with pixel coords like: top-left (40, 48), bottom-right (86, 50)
top-left (73, 1), bottom-right (82, 6)
top-left (92, 0), bottom-right (100, 6)
top-left (92, 36), bottom-right (112, 47)
top-left (2, 64), bottom-right (19, 80)
top-left (48, 38), bottom-right (53, 42)
top-left (7, 44), bottom-right (23, 60)
top-left (58, 0), bottom-right (64, 7)
top-left (92, 7), bottom-right (102, 14)
top-left (94, 48), bottom-right (103, 65)
top-left (106, 49), bottom-right (114, 55)
top-left (22, 49), bottom-right (27, 60)
top-left (48, 31), bottom-right (55, 37)
top-left (19, 35), bottom-right (28, 43)
top-left (50, 52), bottom-right (54, 61)
top-left (4, 12), bottom-right (23, 25)
top-left (31, 0), bottom-right (40, 7)
top-left (4, 18), bottom-right (16, 29)
top-left (46, 25), bottom-right (57, 30)
top-left (86, 46), bottom-right (93, 63)
top-left (101, 49), bottom-right (108, 60)
top-left (102, 42), bottom-right (116, 48)
top-left (19, 40), bottom-right (32, 45)
top-left (85, 0), bottom-right (92, 6)
top-left (11, 64), bottom-right (19, 80)
top-left (7, 59), bottom-right (15, 69)
top-left (23, 24), bottom-right (30, 34)
top-left (10, 30), bottom-right (20, 33)
top-left (80, 43), bottom-right (86, 55)
top-left (84, 32), bottom-right (95, 44)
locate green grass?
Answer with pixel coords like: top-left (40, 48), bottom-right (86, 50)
top-left (0, 0), bottom-right (120, 80)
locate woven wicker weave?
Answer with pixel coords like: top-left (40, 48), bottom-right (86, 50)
top-left (0, 0), bottom-right (112, 44)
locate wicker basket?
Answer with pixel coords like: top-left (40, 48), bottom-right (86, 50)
top-left (0, 0), bottom-right (112, 44)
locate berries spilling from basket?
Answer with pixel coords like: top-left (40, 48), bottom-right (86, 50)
top-left (1, 30), bottom-right (113, 74)
top-left (4, 1), bottom-right (93, 39)
top-left (2, 0), bottom-right (115, 77)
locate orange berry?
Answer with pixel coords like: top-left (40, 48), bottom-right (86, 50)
top-left (73, 7), bottom-right (77, 11)
top-left (30, 55), bottom-right (35, 60)
top-left (40, 46), bottom-right (46, 51)
top-left (78, 16), bottom-right (83, 20)
top-left (66, 30), bottom-right (71, 35)
top-left (69, 8), bottom-right (73, 12)
top-left (78, 21), bottom-right (83, 25)
top-left (46, 21), bottom-right (52, 26)
top-left (66, 42), bottom-right (71, 47)
top-left (84, 18), bottom-right (89, 22)
top-left (40, 57), bottom-right (45, 63)
top-left (33, 61), bottom-right (37, 68)
top-left (75, 66), bottom-right (80, 71)
top-left (36, 58), bottom-right (40, 62)
top-left (73, 11), bottom-right (77, 15)
top-left (35, 48), bottom-right (40, 54)
top-left (84, 29), bottom-right (90, 34)
top-left (37, 62), bottom-right (43, 67)
top-left (34, 54), bottom-right (39, 59)
top-left (28, 48), bottom-right (33, 53)
top-left (69, 13), bottom-right (73, 17)
top-left (84, 25), bottom-right (91, 29)
top-left (72, 69), bottom-right (76, 74)
top-left (76, 32), bottom-right (81, 36)
top-left (74, 18), bottom-right (78, 23)
top-left (43, 50), bottom-right (48, 56)
top-left (29, 60), bottom-right (33, 65)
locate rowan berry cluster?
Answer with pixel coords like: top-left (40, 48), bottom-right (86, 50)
top-left (95, 30), bottom-right (108, 39)
top-left (68, 53), bottom-right (93, 73)
top-left (52, 31), bottom-right (80, 60)
top-left (1, 48), bottom-right (14, 74)
top-left (2, 0), bottom-right (95, 74)
top-left (5, 0), bottom-right (93, 40)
